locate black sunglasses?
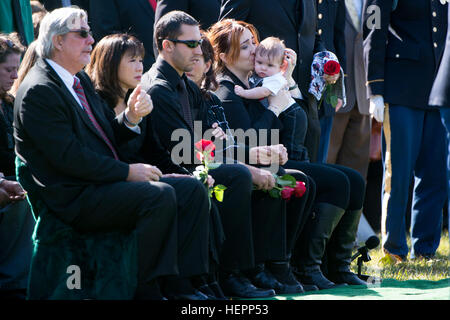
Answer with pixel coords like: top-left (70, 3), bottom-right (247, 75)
top-left (68, 29), bottom-right (93, 39)
top-left (166, 38), bottom-right (203, 48)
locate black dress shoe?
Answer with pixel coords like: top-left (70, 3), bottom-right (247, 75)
top-left (197, 284), bottom-right (218, 299)
top-left (248, 269), bottom-right (284, 292)
top-left (208, 281), bottom-right (229, 300)
top-left (292, 267), bottom-right (319, 291)
top-left (220, 273), bottom-right (276, 298)
top-left (267, 262), bottom-right (304, 294)
top-left (166, 290), bottom-right (210, 300)
top-left (301, 283), bottom-right (319, 291)
top-left (329, 271), bottom-right (368, 287)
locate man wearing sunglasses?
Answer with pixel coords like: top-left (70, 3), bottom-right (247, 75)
top-left (141, 10), bottom-right (281, 299)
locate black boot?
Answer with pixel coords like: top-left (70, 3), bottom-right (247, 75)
top-left (326, 209), bottom-right (368, 287)
top-left (294, 203), bottom-right (347, 290)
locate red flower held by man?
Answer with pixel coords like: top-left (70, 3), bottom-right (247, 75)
top-left (195, 139), bottom-right (215, 161)
top-left (323, 60), bottom-right (341, 76)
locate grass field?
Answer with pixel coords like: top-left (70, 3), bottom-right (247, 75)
top-left (350, 231), bottom-right (449, 281)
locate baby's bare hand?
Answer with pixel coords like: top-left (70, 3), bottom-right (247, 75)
top-left (234, 85), bottom-right (245, 96)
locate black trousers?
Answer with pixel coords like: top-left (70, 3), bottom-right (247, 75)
top-left (209, 164), bottom-right (255, 271)
top-left (71, 177), bottom-right (209, 287)
top-left (285, 160), bottom-right (351, 209)
top-left (250, 164), bottom-right (313, 264)
top-left (283, 168), bottom-right (316, 258)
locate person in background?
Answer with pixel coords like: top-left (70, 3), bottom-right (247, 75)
top-left (0, 33), bottom-right (23, 178)
top-left (38, 0), bottom-right (89, 13)
top-left (89, 0), bottom-right (158, 71)
top-left (429, 5), bottom-right (450, 234)
top-left (154, 0), bottom-right (221, 31)
top-left (0, 33), bottom-right (35, 300)
top-left (363, 0), bottom-right (448, 261)
top-left (10, 41), bottom-right (38, 98)
top-left (31, 1), bottom-right (47, 40)
top-left (316, 0), bottom-right (346, 164)
top-left (326, 0), bottom-right (373, 244)
top-left (0, 0), bottom-right (34, 46)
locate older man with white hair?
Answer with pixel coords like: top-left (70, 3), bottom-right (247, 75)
top-left (13, 7), bottom-right (211, 300)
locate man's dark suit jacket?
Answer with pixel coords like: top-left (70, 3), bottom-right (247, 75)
top-left (363, 0), bottom-right (448, 108)
top-left (430, 6), bottom-right (450, 108)
top-left (140, 58), bottom-right (207, 173)
top-left (40, 0), bottom-right (90, 12)
top-left (154, 0), bottom-right (221, 30)
top-left (89, 0), bottom-right (156, 72)
top-left (13, 58), bottom-right (136, 224)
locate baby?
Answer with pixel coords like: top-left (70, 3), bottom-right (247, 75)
top-left (234, 37), bottom-right (310, 161)
top-left (234, 37), bottom-right (301, 107)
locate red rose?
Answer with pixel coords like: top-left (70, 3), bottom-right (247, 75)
top-left (281, 186), bottom-right (295, 200)
top-left (196, 151), bottom-right (214, 162)
top-left (294, 181), bottom-right (306, 198)
top-left (195, 139), bottom-right (216, 152)
top-left (323, 60), bottom-right (341, 76)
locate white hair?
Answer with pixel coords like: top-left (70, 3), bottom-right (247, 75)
top-left (35, 7), bottom-right (87, 59)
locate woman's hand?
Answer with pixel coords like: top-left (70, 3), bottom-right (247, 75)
top-left (249, 144), bottom-right (288, 165)
top-left (126, 84), bottom-right (153, 124)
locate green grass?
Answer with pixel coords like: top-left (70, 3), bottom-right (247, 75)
top-left (350, 231), bottom-right (449, 281)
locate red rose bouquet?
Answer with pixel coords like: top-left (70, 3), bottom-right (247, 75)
top-left (266, 174), bottom-right (307, 201)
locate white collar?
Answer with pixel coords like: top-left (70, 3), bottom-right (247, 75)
top-left (45, 59), bottom-right (77, 89)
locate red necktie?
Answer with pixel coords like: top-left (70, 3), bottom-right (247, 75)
top-left (73, 77), bottom-right (119, 160)
top-left (148, 0), bottom-right (157, 11)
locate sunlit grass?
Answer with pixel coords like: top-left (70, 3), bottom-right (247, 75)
top-left (351, 231), bottom-right (449, 281)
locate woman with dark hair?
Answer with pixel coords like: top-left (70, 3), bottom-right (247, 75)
top-left (208, 19), bottom-right (368, 289)
top-left (0, 32), bottom-right (35, 300)
top-left (0, 33), bottom-right (24, 178)
top-left (186, 34), bottom-right (318, 293)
